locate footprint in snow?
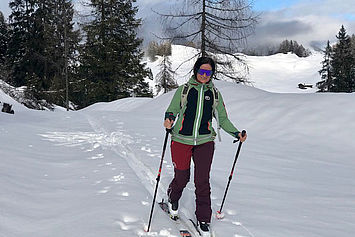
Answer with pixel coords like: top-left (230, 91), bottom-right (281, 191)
top-left (88, 153), bottom-right (104, 160)
top-left (123, 215), bottom-right (139, 223)
top-left (97, 186), bottom-right (111, 194)
top-left (115, 221), bottom-right (131, 231)
top-left (141, 146), bottom-right (152, 152)
top-left (118, 192), bottom-right (129, 197)
top-left (109, 174), bottom-right (125, 183)
top-left (232, 221), bottom-right (242, 226)
top-left (226, 209), bottom-right (237, 215)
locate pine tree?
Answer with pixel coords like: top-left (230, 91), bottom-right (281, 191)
top-left (7, 0), bottom-right (79, 106)
top-left (79, 0), bottom-right (152, 107)
top-left (317, 41), bottom-right (333, 92)
top-left (7, 0), bottom-right (37, 87)
top-left (331, 25), bottom-right (354, 92)
top-left (351, 34), bottom-right (355, 91)
top-left (0, 11), bottom-right (9, 80)
top-left (279, 40), bottom-right (290, 54)
top-left (351, 34), bottom-right (355, 57)
top-left (46, 0), bottom-right (80, 107)
top-left (155, 55), bottom-right (177, 95)
top-left (278, 39), bottom-right (310, 57)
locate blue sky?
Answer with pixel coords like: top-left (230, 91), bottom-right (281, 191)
top-left (253, 0), bottom-right (300, 11)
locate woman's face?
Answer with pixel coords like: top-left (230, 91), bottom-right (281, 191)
top-left (196, 63), bottom-right (212, 84)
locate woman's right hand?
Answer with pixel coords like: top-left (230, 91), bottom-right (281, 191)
top-left (164, 118), bottom-right (174, 129)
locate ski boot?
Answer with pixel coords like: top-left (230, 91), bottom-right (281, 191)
top-left (168, 199), bottom-right (179, 220)
top-left (198, 221), bottom-right (211, 237)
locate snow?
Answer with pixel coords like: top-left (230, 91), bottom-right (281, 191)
top-left (145, 45), bottom-right (324, 95)
top-left (0, 86), bottom-right (27, 112)
top-left (246, 52), bottom-right (322, 93)
top-left (1, 46), bottom-right (355, 237)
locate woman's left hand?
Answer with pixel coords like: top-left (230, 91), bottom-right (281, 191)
top-left (238, 132), bottom-right (247, 142)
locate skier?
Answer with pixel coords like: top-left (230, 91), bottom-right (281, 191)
top-left (163, 57), bottom-right (247, 236)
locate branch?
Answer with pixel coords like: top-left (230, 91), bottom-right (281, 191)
top-left (204, 38), bottom-right (244, 60)
top-left (152, 8), bottom-right (202, 18)
top-left (173, 51), bottom-right (201, 76)
top-left (205, 2), bottom-right (252, 12)
top-left (152, 29), bottom-right (201, 41)
top-left (205, 14), bottom-right (255, 30)
top-left (206, 21), bottom-right (253, 42)
top-left (172, 30), bottom-right (202, 39)
top-left (217, 70), bottom-right (248, 83)
top-left (205, 12), bottom-right (255, 23)
top-left (167, 14), bottom-right (201, 32)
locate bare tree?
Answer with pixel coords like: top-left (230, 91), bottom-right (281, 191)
top-left (155, 0), bottom-right (258, 83)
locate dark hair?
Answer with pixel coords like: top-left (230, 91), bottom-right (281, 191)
top-left (193, 57), bottom-right (216, 79)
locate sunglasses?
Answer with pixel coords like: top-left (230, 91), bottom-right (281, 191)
top-left (198, 69), bottom-right (212, 77)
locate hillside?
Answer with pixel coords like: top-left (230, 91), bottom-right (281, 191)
top-left (146, 45), bottom-right (323, 94)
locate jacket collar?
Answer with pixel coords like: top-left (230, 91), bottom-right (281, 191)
top-left (188, 76), bottom-right (214, 88)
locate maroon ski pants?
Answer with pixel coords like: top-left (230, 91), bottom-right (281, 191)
top-left (167, 140), bottom-right (215, 223)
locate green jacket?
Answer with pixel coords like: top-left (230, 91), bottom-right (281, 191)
top-left (165, 77), bottom-right (240, 145)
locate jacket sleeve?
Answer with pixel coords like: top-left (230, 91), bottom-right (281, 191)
top-left (215, 91), bottom-right (240, 138)
top-left (164, 86), bottom-right (183, 121)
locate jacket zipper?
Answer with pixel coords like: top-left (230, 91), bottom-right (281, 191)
top-left (193, 84), bottom-right (204, 145)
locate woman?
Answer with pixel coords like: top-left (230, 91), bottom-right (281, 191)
top-left (163, 57), bottom-right (247, 236)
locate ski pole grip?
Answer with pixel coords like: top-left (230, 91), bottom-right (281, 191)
top-left (165, 118), bottom-right (173, 133)
top-left (233, 130), bottom-right (246, 143)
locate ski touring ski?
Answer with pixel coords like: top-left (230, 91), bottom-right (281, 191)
top-left (158, 199), bottom-right (194, 237)
top-left (158, 199), bottom-right (217, 237)
top-left (188, 219), bottom-right (201, 236)
top-left (188, 218), bottom-right (216, 237)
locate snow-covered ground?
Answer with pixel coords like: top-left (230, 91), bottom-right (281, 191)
top-left (1, 46), bottom-right (355, 237)
top-left (146, 45), bottom-right (323, 94)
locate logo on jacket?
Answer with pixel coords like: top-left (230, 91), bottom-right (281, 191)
top-left (205, 95), bottom-right (211, 101)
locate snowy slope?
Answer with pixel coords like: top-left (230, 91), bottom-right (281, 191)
top-left (0, 87), bottom-right (28, 112)
top-left (145, 45), bottom-right (323, 94)
top-left (246, 52), bottom-right (322, 93)
top-left (1, 78), bottom-right (354, 237)
top-left (0, 45), bottom-right (354, 237)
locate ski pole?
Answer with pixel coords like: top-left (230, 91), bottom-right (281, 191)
top-left (217, 130), bottom-right (246, 219)
top-left (146, 128), bottom-right (171, 232)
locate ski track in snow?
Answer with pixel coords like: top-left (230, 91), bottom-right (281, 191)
top-left (85, 114), bottom-right (194, 236)
top-left (82, 114), bottom-right (255, 237)
top-left (38, 117), bottom-right (176, 236)
top-left (33, 112), bottom-right (243, 236)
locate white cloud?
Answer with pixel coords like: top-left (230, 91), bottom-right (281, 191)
top-left (293, 0), bottom-right (355, 16)
top-left (1, 0), bottom-right (354, 50)
top-left (247, 0), bottom-right (355, 50)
